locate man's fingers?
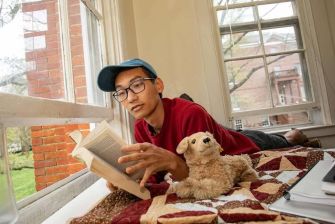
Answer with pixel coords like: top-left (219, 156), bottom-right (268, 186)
top-left (121, 143), bottom-right (152, 153)
top-left (140, 168), bottom-right (154, 188)
top-left (125, 160), bottom-right (150, 174)
top-left (118, 151), bottom-right (149, 163)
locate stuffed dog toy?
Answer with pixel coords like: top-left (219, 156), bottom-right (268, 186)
top-left (175, 131), bottom-right (258, 199)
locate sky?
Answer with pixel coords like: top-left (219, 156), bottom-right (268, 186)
top-left (0, 11), bottom-right (25, 59)
top-left (0, 10), bottom-right (25, 77)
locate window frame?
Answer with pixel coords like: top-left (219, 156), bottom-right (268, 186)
top-left (0, 0), bottom-right (121, 222)
top-left (213, 0), bottom-right (327, 128)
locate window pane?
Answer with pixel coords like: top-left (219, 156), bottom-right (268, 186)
top-left (217, 7), bottom-right (255, 26)
top-left (6, 123), bottom-right (91, 201)
top-left (226, 58), bottom-right (271, 111)
top-left (262, 26), bottom-right (299, 54)
top-left (70, 1), bottom-right (104, 106)
top-left (0, 0), bottom-right (105, 106)
top-left (258, 2), bottom-right (295, 20)
top-left (234, 111), bottom-right (310, 129)
top-left (267, 53), bottom-right (312, 107)
top-left (213, 0), bottom-right (253, 7)
top-left (222, 31), bottom-right (261, 59)
top-left (23, 9), bottom-right (48, 33)
top-left (0, 1), bottom-right (66, 99)
top-left (0, 130), bottom-right (18, 223)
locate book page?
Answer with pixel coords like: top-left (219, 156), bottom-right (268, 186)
top-left (74, 121), bottom-right (144, 180)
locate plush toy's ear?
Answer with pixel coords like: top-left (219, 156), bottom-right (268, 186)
top-left (176, 137), bottom-right (189, 154)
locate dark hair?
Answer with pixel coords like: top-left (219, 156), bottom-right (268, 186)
top-left (141, 69), bottom-right (163, 98)
top-left (179, 93), bottom-right (193, 102)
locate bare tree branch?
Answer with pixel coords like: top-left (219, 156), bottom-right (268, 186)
top-left (229, 54), bottom-right (292, 93)
top-left (0, 0), bottom-right (20, 27)
top-left (0, 72), bottom-right (26, 87)
top-left (223, 31), bottom-right (248, 54)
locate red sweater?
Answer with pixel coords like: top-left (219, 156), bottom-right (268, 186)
top-left (135, 98), bottom-right (260, 156)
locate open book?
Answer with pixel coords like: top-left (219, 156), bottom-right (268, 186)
top-left (70, 121), bottom-right (150, 200)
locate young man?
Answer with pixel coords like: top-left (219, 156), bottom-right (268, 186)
top-left (97, 58), bottom-right (307, 187)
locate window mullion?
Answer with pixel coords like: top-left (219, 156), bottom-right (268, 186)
top-left (58, 0), bottom-right (75, 102)
top-left (220, 17), bottom-right (299, 34)
top-left (0, 123), bottom-right (18, 221)
top-left (231, 101), bottom-right (319, 118)
top-left (255, 5), bottom-right (275, 108)
top-left (0, 92), bottom-right (113, 127)
top-left (80, 0), bottom-right (103, 20)
top-left (215, 0), bottom-right (293, 10)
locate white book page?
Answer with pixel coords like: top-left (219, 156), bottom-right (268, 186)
top-left (75, 121), bottom-right (144, 180)
top-left (84, 131), bottom-right (126, 172)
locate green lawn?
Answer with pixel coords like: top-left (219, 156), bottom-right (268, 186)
top-left (8, 152), bottom-right (36, 201)
top-left (11, 168), bottom-right (36, 201)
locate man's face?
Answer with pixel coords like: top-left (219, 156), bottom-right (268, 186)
top-left (114, 67), bottom-right (163, 120)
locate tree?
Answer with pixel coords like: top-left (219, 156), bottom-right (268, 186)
top-left (0, 0), bottom-right (20, 27)
top-left (1, 1), bottom-right (30, 153)
top-left (219, 3), bottom-right (293, 94)
top-left (0, 57), bottom-right (27, 95)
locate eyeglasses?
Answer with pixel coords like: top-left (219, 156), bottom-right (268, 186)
top-left (113, 77), bottom-right (156, 102)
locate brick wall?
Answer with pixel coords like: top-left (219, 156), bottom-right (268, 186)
top-left (23, 0), bottom-right (89, 191)
top-left (32, 124), bottom-right (89, 190)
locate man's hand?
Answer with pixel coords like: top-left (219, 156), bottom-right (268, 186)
top-left (118, 143), bottom-right (189, 187)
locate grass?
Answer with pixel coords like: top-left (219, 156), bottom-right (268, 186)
top-left (11, 168), bottom-right (36, 201)
top-left (7, 151), bottom-right (36, 201)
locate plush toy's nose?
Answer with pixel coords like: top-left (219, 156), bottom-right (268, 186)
top-left (203, 137), bottom-right (211, 143)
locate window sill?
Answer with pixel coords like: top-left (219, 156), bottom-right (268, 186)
top-left (17, 171), bottom-right (99, 224)
top-left (41, 178), bottom-right (109, 224)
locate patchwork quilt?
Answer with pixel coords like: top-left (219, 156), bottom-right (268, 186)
top-left (70, 146), bottom-right (335, 224)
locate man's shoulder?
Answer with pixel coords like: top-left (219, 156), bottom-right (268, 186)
top-left (163, 97), bottom-right (205, 112)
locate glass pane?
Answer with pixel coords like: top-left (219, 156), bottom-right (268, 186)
top-left (217, 7), bottom-right (255, 26)
top-left (226, 58), bottom-right (271, 111)
top-left (258, 2), bottom-right (295, 20)
top-left (69, 1), bottom-right (104, 106)
top-left (267, 53), bottom-right (312, 107)
top-left (0, 1), bottom-right (66, 99)
top-left (0, 0), bottom-right (105, 106)
top-left (213, 0), bottom-right (253, 7)
top-left (234, 111), bottom-right (310, 129)
top-left (6, 123), bottom-right (91, 201)
top-left (222, 31), bottom-right (261, 59)
top-left (1, 128), bottom-right (18, 223)
top-left (262, 26), bottom-right (299, 54)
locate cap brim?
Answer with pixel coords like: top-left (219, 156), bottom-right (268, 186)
top-left (97, 65), bottom-right (140, 92)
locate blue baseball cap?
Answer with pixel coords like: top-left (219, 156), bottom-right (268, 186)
top-left (97, 58), bottom-right (157, 92)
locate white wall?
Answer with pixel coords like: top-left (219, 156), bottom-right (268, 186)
top-left (309, 0), bottom-right (335, 124)
top-left (118, 0), bottom-right (230, 125)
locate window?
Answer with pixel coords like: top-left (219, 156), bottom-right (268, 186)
top-left (234, 119), bottom-right (243, 129)
top-left (213, 0), bottom-right (318, 129)
top-left (0, 0), bottom-right (112, 217)
top-left (23, 9), bottom-right (48, 33)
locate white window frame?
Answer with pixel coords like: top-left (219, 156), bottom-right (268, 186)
top-left (0, 0), bottom-right (127, 223)
top-left (213, 0), bottom-right (330, 128)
